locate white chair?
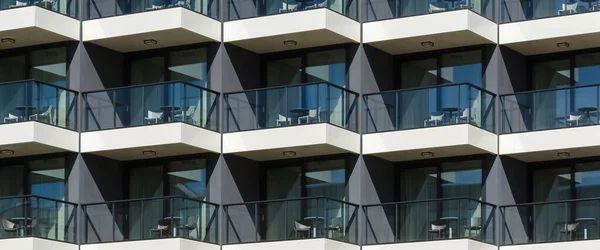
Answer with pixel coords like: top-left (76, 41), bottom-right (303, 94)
top-left (30, 105), bottom-right (54, 124)
top-left (144, 110), bottom-right (164, 124)
top-left (276, 114), bottom-right (292, 126)
top-left (465, 217), bottom-right (482, 237)
top-left (457, 108), bottom-right (476, 123)
top-left (175, 106), bottom-right (196, 124)
top-left (279, 1), bottom-right (298, 12)
top-left (1, 219), bottom-right (18, 235)
top-left (9, 0), bottom-right (28, 7)
top-left (325, 217), bottom-right (342, 238)
top-left (429, 2), bottom-right (447, 12)
top-left (558, 2), bottom-right (578, 15)
top-left (177, 216), bottom-right (198, 239)
top-left (298, 108), bottom-right (320, 124)
top-left (4, 113), bottom-right (21, 123)
top-left (567, 112), bottom-right (584, 127)
top-left (150, 219), bottom-right (170, 238)
top-left (560, 222), bottom-right (579, 240)
top-left (294, 220), bottom-right (312, 239)
top-left (429, 222), bottom-right (447, 239)
top-left (424, 112), bottom-right (445, 127)
top-left (171, 0), bottom-right (190, 7)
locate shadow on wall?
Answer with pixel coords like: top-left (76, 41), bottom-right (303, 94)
top-left (81, 43), bottom-right (126, 92)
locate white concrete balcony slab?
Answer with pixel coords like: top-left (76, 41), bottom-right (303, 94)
top-left (224, 239), bottom-right (359, 250)
top-left (0, 238), bottom-right (77, 250)
top-left (501, 239), bottom-right (600, 250)
top-left (223, 123), bottom-right (360, 161)
top-left (223, 8), bottom-right (360, 53)
top-left (82, 7), bottom-right (221, 52)
top-left (363, 124), bottom-right (498, 162)
top-left (500, 12), bottom-right (600, 55)
top-left (81, 122), bottom-right (221, 160)
top-left (364, 239), bottom-right (496, 250)
top-left (0, 121), bottom-right (79, 158)
top-left (500, 125), bottom-right (600, 162)
top-left (81, 238), bottom-right (220, 250)
top-left (363, 10), bottom-right (497, 55)
top-left (0, 6), bottom-right (79, 50)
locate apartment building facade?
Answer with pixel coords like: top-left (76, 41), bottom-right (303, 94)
top-left (0, 0), bottom-right (597, 249)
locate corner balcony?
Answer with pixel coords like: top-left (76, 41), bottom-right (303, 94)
top-left (82, 0), bottom-right (220, 52)
top-left (81, 81), bottom-right (221, 160)
top-left (223, 197), bottom-right (359, 250)
top-left (364, 197), bottom-right (496, 250)
top-left (363, 0), bottom-right (496, 55)
top-left (224, 0), bottom-right (360, 53)
top-left (501, 198), bottom-right (600, 249)
top-left (0, 4), bottom-right (79, 50)
top-left (81, 196), bottom-right (219, 250)
top-left (500, 84), bottom-right (600, 162)
top-left (500, 0), bottom-right (600, 55)
top-left (0, 80), bottom-right (78, 158)
top-left (363, 83), bottom-right (497, 162)
top-left (0, 195), bottom-right (77, 249)
top-left (223, 82), bottom-right (360, 161)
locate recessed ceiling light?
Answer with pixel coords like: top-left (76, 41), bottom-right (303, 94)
top-left (142, 150), bottom-right (157, 156)
top-left (283, 40), bottom-right (297, 46)
top-left (0, 149), bottom-right (14, 155)
top-left (143, 39), bottom-right (158, 45)
top-left (1, 38), bottom-right (15, 44)
top-left (421, 41), bottom-right (434, 48)
top-left (421, 151), bottom-right (434, 158)
top-left (557, 152), bottom-right (570, 158)
top-left (557, 42), bottom-right (570, 48)
top-left (283, 151), bottom-right (296, 157)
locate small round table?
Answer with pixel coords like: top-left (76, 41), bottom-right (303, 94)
top-left (575, 217), bottom-right (597, 239)
top-left (441, 107), bottom-right (459, 124)
top-left (304, 216), bottom-right (325, 237)
top-left (290, 108), bottom-right (309, 124)
top-left (160, 106), bottom-right (181, 122)
top-left (10, 217), bottom-right (33, 236)
top-left (440, 216), bottom-right (459, 239)
top-left (15, 106), bottom-right (36, 120)
top-left (164, 216), bottom-right (182, 236)
top-left (444, 0), bottom-right (460, 8)
top-left (578, 107), bottom-right (597, 124)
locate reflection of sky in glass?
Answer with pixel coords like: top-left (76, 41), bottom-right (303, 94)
top-left (441, 169), bottom-right (482, 186)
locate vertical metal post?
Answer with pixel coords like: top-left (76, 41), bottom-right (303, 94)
top-left (112, 203), bottom-right (116, 241)
top-left (395, 203), bottom-right (399, 242)
top-left (255, 91), bottom-right (259, 129)
top-left (255, 203), bottom-right (259, 242)
top-left (284, 201), bottom-right (288, 240)
top-left (113, 90), bottom-right (117, 128)
top-left (396, 91), bottom-right (400, 130)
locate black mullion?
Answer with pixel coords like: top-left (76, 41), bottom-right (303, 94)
top-left (437, 164), bottom-right (443, 221)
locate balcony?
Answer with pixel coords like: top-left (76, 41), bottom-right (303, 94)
top-left (363, 83), bottom-right (497, 162)
top-left (82, 0), bottom-right (220, 52)
top-left (81, 196), bottom-right (219, 250)
top-left (224, 1), bottom-right (360, 53)
top-left (0, 3), bottom-right (79, 50)
top-left (223, 197), bottom-right (358, 250)
top-left (364, 198), bottom-right (496, 250)
top-left (363, 0), bottom-right (496, 55)
top-left (500, 84), bottom-right (600, 162)
top-left (223, 82), bottom-right (360, 161)
top-left (0, 195), bottom-right (77, 250)
top-left (500, 0), bottom-right (600, 55)
top-left (501, 198), bottom-right (600, 249)
top-left (81, 81), bottom-right (221, 160)
top-left (0, 80), bottom-right (78, 158)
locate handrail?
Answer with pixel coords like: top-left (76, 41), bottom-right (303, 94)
top-left (81, 195), bottom-right (219, 207)
top-left (363, 82), bottom-right (495, 97)
top-left (0, 79), bottom-right (77, 93)
top-left (363, 196), bottom-right (496, 208)
top-left (81, 80), bottom-right (219, 95)
top-left (500, 83), bottom-right (600, 97)
top-left (223, 81), bottom-right (359, 96)
top-left (0, 194), bottom-right (78, 206)
top-left (500, 197), bottom-right (600, 208)
top-left (223, 196), bottom-right (358, 207)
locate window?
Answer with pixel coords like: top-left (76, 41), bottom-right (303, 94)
top-left (0, 157), bottom-right (66, 200)
top-left (265, 48), bottom-right (346, 88)
top-left (129, 47), bottom-right (209, 87)
top-left (0, 46), bottom-right (67, 87)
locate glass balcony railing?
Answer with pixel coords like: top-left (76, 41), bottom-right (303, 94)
top-left (224, 197), bottom-right (358, 244)
top-left (365, 0), bottom-right (494, 21)
top-left (0, 195), bottom-right (77, 243)
top-left (0, 80), bottom-right (78, 131)
top-left (224, 82), bottom-right (358, 132)
top-left (364, 197), bottom-right (496, 245)
top-left (83, 81), bottom-right (219, 132)
top-left (82, 196), bottom-right (219, 244)
top-left (501, 84), bottom-right (600, 133)
top-left (501, 0), bottom-right (600, 23)
top-left (501, 198), bottom-right (600, 245)
top-left (1, 0), bottom-right (78, 18)
top-left (226, 0), bottom-right (357, 20)
top-left (85, 0), bottom-right (218, 20)
top-left (364, 83), bottom-right (495, 133)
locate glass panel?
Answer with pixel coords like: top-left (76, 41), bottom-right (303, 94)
top-left (575, 53), bottom-right (600, 87)
top-left (400, 58), bottom-right (437, 89)
top-left (267, 57), bottom-right (302, 87)
top-left (29, 158), bottom-right (65, 201)
top-left (305, 159), bottom-right (345, 200)
top-left (441, 51), bottom-right (483, 87)
top-left (440, 160), bottom-right (482, 199)
top-left (367, 0), bottom-right (494, 21)
top-left (306, 49), bottom-right (346, 87)
top-left (167, 159), bottom-right (207, 199)
top-left (30, 48), bottom-right (67, 88)
top-left (168, 49), bottom-right (208, 88)
top-left (130, 57), bottom-right (165, 86)
top-left (533, 167), bottom-right (571, 202)
top-left (86, 0), bottom-right (217, 19)
top-left (400, 167), bottom-right (437, 201)
top-left (0, 55), bottom-right (26, 83)
top-left (0, 0), bottom-right (77, 17)
top-left (502, 0), bottom-right (593, 22)
top-left (227, 0), bottom-right (355, 20)
top-left (532, 59), bottom-right (571, 90)
top-left (0, 165), bottom-right (24, 197)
